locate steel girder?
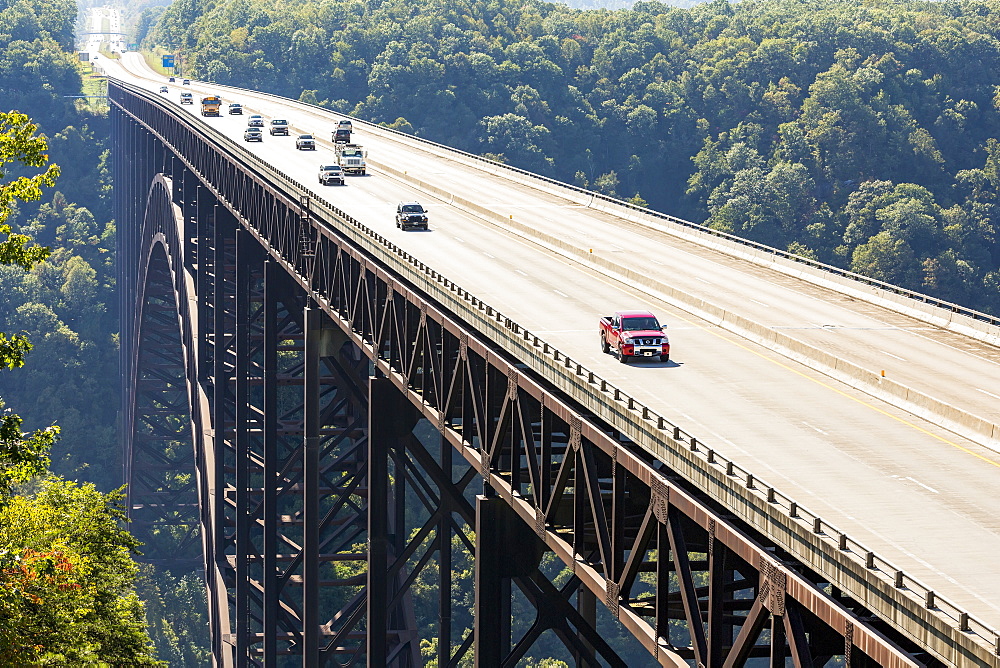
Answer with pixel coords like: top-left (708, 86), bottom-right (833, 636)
top-left (113, 80), bottom-right (938, 667)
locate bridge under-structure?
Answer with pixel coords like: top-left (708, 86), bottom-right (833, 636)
top-left (113, 79), bottom-right (995, 667)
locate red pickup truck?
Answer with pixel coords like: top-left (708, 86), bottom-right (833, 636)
top-left (599, 310), bottom-right (670, 363)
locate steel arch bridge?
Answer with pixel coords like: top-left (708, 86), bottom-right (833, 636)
top-left (114, 79), bottom-right (968, 667)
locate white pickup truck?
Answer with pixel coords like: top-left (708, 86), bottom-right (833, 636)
top-left (334, 144), bottom-right (366, 175)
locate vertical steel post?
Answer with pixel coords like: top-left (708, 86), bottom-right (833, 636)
top-left (234, 228), bottom-right (250, 661)
top-left (262, 260), bottom-right (279, 665)
top-left (438, 436), bottom-right (452, 668)
top-left (303, 306), bottom-right (321, 667)
top-left (210, 198), bottom-right (228, 663)
top-left (368, 377), bottom-right (390, 668)
top-left (475, 495), bottom-right (507, 666)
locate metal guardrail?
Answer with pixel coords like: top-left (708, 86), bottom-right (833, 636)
top-left (113, 78), bottom-right (1000, 664)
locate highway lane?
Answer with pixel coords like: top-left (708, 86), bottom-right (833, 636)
top-left (106, 55), bottom-right (1000, 631)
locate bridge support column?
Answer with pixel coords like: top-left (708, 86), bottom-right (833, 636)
top-left (368, 376), bottom-right (421, 666)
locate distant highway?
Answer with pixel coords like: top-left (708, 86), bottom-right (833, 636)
top-left (104, 53), bottom-right (1000, 636)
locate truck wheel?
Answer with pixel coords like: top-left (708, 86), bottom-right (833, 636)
top-left (618, 347), bottom-right (628, 364)
top-left (600, 334), bottom-right (610, 354)
top-left (659, 354), bottom-right (669, 363)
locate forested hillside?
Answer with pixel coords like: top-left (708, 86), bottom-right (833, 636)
top-left (148, 0), bottom-right (1000, 313)
top-left (0, 0), bottom-right (209, 661)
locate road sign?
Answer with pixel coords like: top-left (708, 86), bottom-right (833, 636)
top-left (162, 54), bottom-right (175, 68)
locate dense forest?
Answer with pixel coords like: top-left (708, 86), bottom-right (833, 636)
top-left (142, 0), bottom-right (1000, 314)
top-left (0, 0), bottom-right (208, 662)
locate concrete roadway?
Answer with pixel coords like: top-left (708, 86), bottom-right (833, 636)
top-left (105, 54), bottom-right (1000, 635)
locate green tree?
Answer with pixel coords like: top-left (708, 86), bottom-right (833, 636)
top-left (0, 111), bottom-right (59, 493)
top-left (0, 478), bottom-right (161, 665)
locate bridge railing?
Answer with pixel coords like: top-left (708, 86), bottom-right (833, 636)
top-left (113, 79), bottom-right (1000, 664)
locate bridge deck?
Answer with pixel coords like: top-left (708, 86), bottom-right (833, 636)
top-left (108, 53), bottom-right (1000, 652)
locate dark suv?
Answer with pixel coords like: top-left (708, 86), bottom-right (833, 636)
top-left (395, 202), bottom-right (428, 230)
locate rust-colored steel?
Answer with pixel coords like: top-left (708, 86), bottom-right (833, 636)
top-left (114, 80), bottom-right (943, 667)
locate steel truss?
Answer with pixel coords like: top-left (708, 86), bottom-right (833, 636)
top-left (114, 80), bottom-right (937, 666)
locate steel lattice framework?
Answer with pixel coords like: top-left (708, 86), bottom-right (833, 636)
top-left (114, 79), bottom-right (952, 666)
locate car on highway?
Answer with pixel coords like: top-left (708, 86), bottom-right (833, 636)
top-left (599, 310), bottom-right (669, 363)
top-left (269, 119), bottom-right (289, 135)
top-left (228, 103), bottom-right (243, 115)
top-left (318, 164), bottom-right (345, 185)
top-left (395, 202), bottom-right (429, 230)
top-left (337, 119), bottom-right (353, 133)
top-left (168, 76), bottom-right (176, 82)
top-left (295, 134), bottom-right (316, 150)
top-left (247, 114), bottom-right (264, 127)
top-left (244, 128), bottom-right (263, 142)
top-left (182, 79), bottom-right (190, 85)
top-left (159, 85), bottom-right (168, 93)
top-left (333, 128), bottom-right (351, 144)
top-left (180, 92), bottom-right (193, 104)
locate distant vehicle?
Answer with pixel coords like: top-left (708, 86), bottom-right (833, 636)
top-left (599, 310), bottom-right (669, 363)
top-left (395, 202), bottom-right (428, 230)
top-left (295, 134), bottom-right (316, 150)
top-left (200, 96), bottom-right (222, 116)
top-left (228, 103), bottom-right (243, 115)
top-left (159, 85), bottom-right (168, 93)
top-left (337, 119), bottom-right (353, 133)
top-left (318, 164), bottom-right (345, 185)
top-left (244, 128), bottom-right (263, 142)
top-left (168, 76), bottom-right (176, 82)
top-left (182, 79), bottom-right (190, 85)
top-left (180, 92), bottom-right (193, 104)
top-left (269, 119), bottom-right (289, 136)
top-left (334, 143), bottom-right (366, 175)
top-left (247, 115), bottom-right (264, 127)
top-left (333, 128), bottom-right (351, 144)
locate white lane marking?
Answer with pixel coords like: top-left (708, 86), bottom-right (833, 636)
top-left (880, 350), bottom-right (906, 362)
top-left (904, 476), bottom-right (939, 494)
top-left (514, 269), bottom-right (528, 276)
top-left (802, 421), bottom-right (828, 435)
top-left (976, 388), bottom-right (1000, 401)
top-left (749, 299), bottom-right (770, 307)
top-left (695, 277), bottom-right (713, 284)
top-left (553, 290), bottom-right (569, 298)
top-left (453, 236), bottom-right (465, 243)
top-left (651, 259), bottom-right (665, 266)
top-left (483, 252), bottom-right (495, 259)
top-left (609, 244), bottom-right (624, 252)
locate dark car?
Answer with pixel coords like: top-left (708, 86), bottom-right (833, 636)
top-left (395, 202), bottom-right (428, 230)
top-left (318, 164), bottom-right (345, 185)
top-left (244, 128), bottom-right (263, 142)
top-left (269, 119), bottom-right (289, 135)
top-left (228, 103), bottom-right (243, 114)
top-left (168, 76), bottom-right (176, 82)
top-left (333, 128), bottom-right (351, 144)
top-left (296, 134), bottom-right (316, 150)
